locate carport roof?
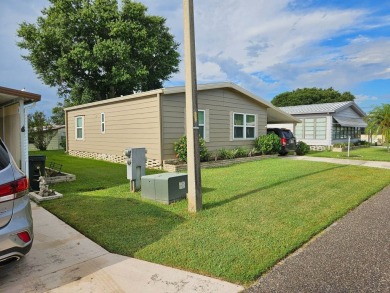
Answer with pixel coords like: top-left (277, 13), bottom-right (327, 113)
top-left (0, 86), bottom-right (41, 107)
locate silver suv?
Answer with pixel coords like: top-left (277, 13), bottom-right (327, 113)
top-left (0, 139), bottom-right (33, 265)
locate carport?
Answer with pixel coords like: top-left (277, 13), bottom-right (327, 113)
top-left (0, 86), bottom-right (41, 174)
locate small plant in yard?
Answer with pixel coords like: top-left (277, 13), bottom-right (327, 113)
top-left (254, 133), bottom-right (281, 155)
top-left (173, 135), bottom-right (210, 162)
top-left (235, 147), bottom-right (249, 158)
top-left (333, 143), bottom-right (347, 148)
top-left (296, 141), bottom-right (310, 155)
top-left (217, 148), bottom-right (236, 160)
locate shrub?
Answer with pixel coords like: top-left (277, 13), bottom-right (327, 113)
top-left (296, 141), bottom-right (310, 156)
top-left (333, 143), bottom-right (347, 148)
top-left (173, 135), bottom-right (210, 162)
top-left (217, 148), bottom-right (236, 160)
top-left (235, 147), bottom-right (249, 158)
top-left (254, 133), bottom-right (281, 155)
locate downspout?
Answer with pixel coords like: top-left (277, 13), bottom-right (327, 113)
top-left (157, 92), bottom-right (164, 169)
top-left (23, 102), bottom-right (36, 176)
top-left (64, 109), bottom-right (68, 152)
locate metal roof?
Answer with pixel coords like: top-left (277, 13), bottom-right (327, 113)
top-left (280, 101), bottom-right (366, 116)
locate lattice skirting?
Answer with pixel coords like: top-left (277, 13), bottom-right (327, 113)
top-left (68, 150), bottom-right (161, 168)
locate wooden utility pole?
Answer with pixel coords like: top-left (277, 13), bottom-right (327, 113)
top-left (183, 0), bottom-right (202, 212)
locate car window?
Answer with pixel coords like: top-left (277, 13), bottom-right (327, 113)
top-left (0, 140), bottom-right (10, 170)
top-left (282, 130), bottom-right (294, 139)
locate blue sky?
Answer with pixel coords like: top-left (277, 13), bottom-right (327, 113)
top-left (1, 0), bottom-right (389, 116)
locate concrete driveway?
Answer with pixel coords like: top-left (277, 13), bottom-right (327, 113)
top-left (0, 203), bottom-right (243, 293)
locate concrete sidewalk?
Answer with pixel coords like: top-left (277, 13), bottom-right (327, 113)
top-left (0, 203), bottom-right (243, 293)
top-left (246, 184), bottom-right (390, 293)
top-left (284, 155), bottom-right (390, 169)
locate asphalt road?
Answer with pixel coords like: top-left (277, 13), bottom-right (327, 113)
top-left (245, 184), bottom-right (390, 293)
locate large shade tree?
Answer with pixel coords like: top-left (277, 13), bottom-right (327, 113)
top-left (271, 87), bottom-right (355, 107)
top-left (365, 104), bottom-right (390, 152)
top-left (17, 0), bottom-right (180, 106)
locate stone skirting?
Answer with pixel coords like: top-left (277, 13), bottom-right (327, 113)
top-left (68, 150), bottom-right (161, 168)
top-left (163, 155), bottom-right (277, 172)
top-left (309, 145), bottom-right (329, 151)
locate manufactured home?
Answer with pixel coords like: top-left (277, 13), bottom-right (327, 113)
top-left (269, 101), bottom-right (367, 150)
top-left (65, 83), bottom-right (299, 168)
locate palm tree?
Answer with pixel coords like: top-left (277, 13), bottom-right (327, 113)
top-left (365, 104), bottom-right (390, 152)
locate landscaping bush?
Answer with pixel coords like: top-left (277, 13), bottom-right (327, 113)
top-left (235, 147), bottom-right (250, 158)
top-left (296, 141), bottom-right (310, 156)
top-left (217, 148), bottom-right (236, 160)
top-left (254, 133), bottom-right (281, 155)
top-left (333, 143), bottom-right (347, 148)
top-left (173, 135), bottom-right (210, 162)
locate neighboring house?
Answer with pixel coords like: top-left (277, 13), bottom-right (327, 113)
top-left (65, 82), bottom-right (299, 168)
top-left (29, 125), bottom-right (66, 151)
top-left (268, 101), bottom-right (367, 150)
top-left (0, 86), bottom-right (41, 173)
top-left (361, 134), bottom-right (384, 145)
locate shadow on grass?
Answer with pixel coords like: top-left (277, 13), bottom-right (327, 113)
top-left (202, 187), bottom-right (216, 194)
top-left (203, 165), bottom-right (348, 210)
top-left (41, 194), bottom-right (185, 257)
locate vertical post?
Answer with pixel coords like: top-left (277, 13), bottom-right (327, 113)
top-left (183, 0), bottom-right (202, 212)
top-left (347, 136), bottom-right (351, 157)
top-left (19, 100), bottom-right (27, 173)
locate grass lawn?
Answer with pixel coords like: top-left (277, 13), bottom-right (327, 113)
top-left (34, 150), bottom-right (390, 286)
top-left (307, 146), bottom-right (390, 162)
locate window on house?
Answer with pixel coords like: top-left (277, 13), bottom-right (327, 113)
top-left (315, 118), bottom-right (326, 139)
top-left (233, 113), bottom-right (256, 139)
top-left (295, 120), bottom-right (303, 139)
top-left (297, 118), bottom-right (327, 140)
top-left (198, 110), bottom-right (205, 139)
top-left (75, 116), bottom-right (84, 140)
top-left (101, 113), bottom-right (105, 133)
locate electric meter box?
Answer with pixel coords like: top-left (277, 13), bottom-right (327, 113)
top-left (141, 173), bottom-right (188, 204)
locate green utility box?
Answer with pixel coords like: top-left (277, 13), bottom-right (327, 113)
top-left (141, 173), bottom-right (188, 204)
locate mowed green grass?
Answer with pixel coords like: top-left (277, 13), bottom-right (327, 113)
top-left (308, 146), bottom-right (390, 162)
top-left (35, 151), bottom-right (390, 285)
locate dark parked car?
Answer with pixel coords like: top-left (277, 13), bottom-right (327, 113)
top-left (0, 139), bottom-right (33, 265)
top-left (267, 128), bottom-right (297, 155)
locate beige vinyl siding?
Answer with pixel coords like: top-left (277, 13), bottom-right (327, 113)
top-left (67, 94), bottom-right (161, 160)
top-left (161, 88), bottom-right (267, 160)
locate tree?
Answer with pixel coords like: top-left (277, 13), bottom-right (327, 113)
top-left (271, 87), bottom-right (355, 107)
top-left (51, 102), bottom-right (65, 125)
top-left (365, 104), bottom-right (390, 152)
top-left (28, 111), bottom-right (56, 151)
top-left (17, 0), bottom-right (180, 106)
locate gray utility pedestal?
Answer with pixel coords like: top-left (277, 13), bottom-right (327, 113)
top-left (141, 173), bottom-right (188, 204)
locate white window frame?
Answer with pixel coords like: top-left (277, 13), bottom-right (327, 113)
top-left (75, 116), bottom-right (84, 140)
top-left (233, 112), bottom-right (256, 140)
top-left (198, 110), bottom-right (205, 139)
top-left (101, 113), bottom-right (105, 134)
